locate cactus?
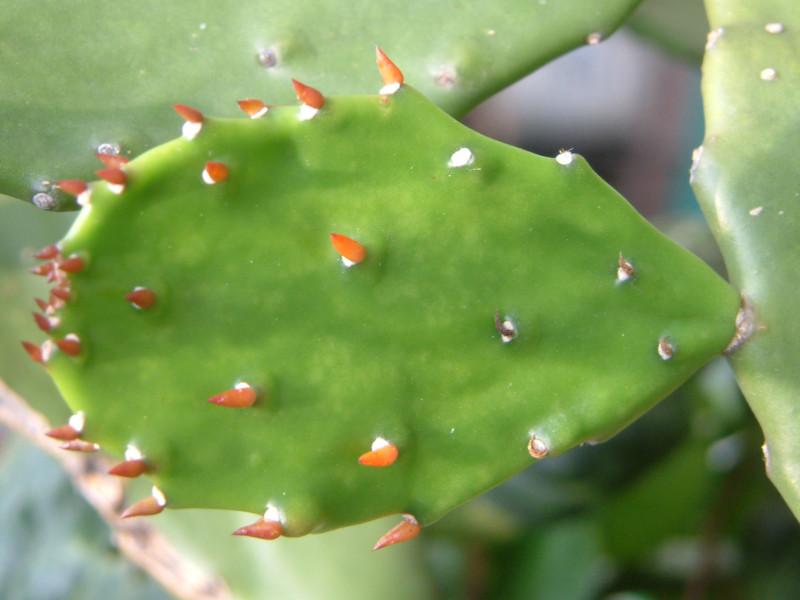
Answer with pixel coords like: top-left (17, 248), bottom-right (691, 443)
top-left (21, 51), bottom-right (741, 549)
top-left (0, 0), bottom-right (645, 209)
top-left (692, 0), bottom-right (800, 520)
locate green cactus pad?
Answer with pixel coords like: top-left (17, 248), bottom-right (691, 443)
top-left (29, 68), bottom-right (740, 541)
top-left (693, 0), bottom-right (800, 520)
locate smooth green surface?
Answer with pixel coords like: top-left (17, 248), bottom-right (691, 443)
top-left (39, 83), bottom-right (739, 537)
top-left (0, 0), bottom-right (644, 206)
top-left (693, 0), bottom-right (800, 521)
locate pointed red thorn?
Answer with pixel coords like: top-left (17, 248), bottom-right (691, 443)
top-left (359, 438), bottom-right (399, 467)
top-left (208, 383), bottom-right (257, 408)
top-left (55, 334), bottom-right (81, 356)
top-left (45, 423), bottom-right (80, 441)
top-left (376, 46), bottom-right (404, 86)
top-left (175, 104), bottom-right (203, 139)
top-left (21, 341), bottom-right (43, 363)
top-left (125, 287), bottom-right (156, 310)
top-left (121, 487), bottom-right (166, 519)
top-left (51, 286), bottom-right (71, 302)
top-left (96, 168), bottom-right (127, 193)
top-left (109, 459), bottom-right (147, 478)
top-left (174, 104), bottom-right (203, 123)
top-left (96, 153), bottom-right (129, 169)
top-left (35, 298), bottom-right (49, 311)
top-left (202, 161), bottom-right (229, 184)
top-left (292, 79), bottom-right (325, 109)
top-left (34, 244), bottom-right (60, 260)
top-left (237, 98), bottom-right (268, 118)
top-left (232, 517), bottom-right (283, 540)
top-left (33, 312), bottom-right (53, 332)
top-left (330, 233), bottom-right (366, 265)
top-left (60, 439), bottom-right (100, 452)
top-left (373, 515), bottom-right (421, 550)
top-left (56, 180), bottom-right (89, 197)
top-left (29, 261), bottom-right (56, 276)
top-left (59, 256), bottom-right (84, 273)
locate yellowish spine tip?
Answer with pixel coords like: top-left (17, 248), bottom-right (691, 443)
top-left (330, 233), bottom-right (366, 266)
top-left (359, 437), bottom-right (399, 467)
top-left (373, 515), bottom-right (421, 550)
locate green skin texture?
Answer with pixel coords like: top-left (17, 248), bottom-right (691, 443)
top-left (694, 0), bottom-right (800, 521)
top-left (40, 83), bottom-right (740, 537)
top-left (0, 0), bottom-right (643, 208)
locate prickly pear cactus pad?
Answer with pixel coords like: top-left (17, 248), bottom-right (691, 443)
top-left (693, 0), bottom-right (800, 520)
top-left (26, 54), bottom-right (741, 547)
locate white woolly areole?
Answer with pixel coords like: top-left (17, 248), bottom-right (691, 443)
top-left (371, 437), bottom-right (391, 451)
top-left (341, 256), bottom-right (357, 268)
top-left (76, 190), bottom-right (92, 207)
top-left (379, 82), bottom-right (401, 95)
top-left (181, 121), bottom-right (202, 140)
top-left (151, 486), bottom-right (167, 507)
top-left (40, 340), bottom-right (55, 363)
top-left (556, 150), bottom-right (574, 166)
top-left (201, 168), bottom-right (215, 185)
top-left (298, 104), bottom-right (319, 121)
top-left (448, 147), bottom-right (474, 168)
top-left (125, 444), bottom-right (144, 461)
top-left (68, 411), bottom-right (85, 433)
top-left (500, 320), bottom-right (516, 343)
top-left (760, 68), bottom-right (778, 81)
top-left (264, 504), bottom-right (282, 523)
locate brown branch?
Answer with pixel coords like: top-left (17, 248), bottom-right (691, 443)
top-left (0, 376), bottom-right (232, 600)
